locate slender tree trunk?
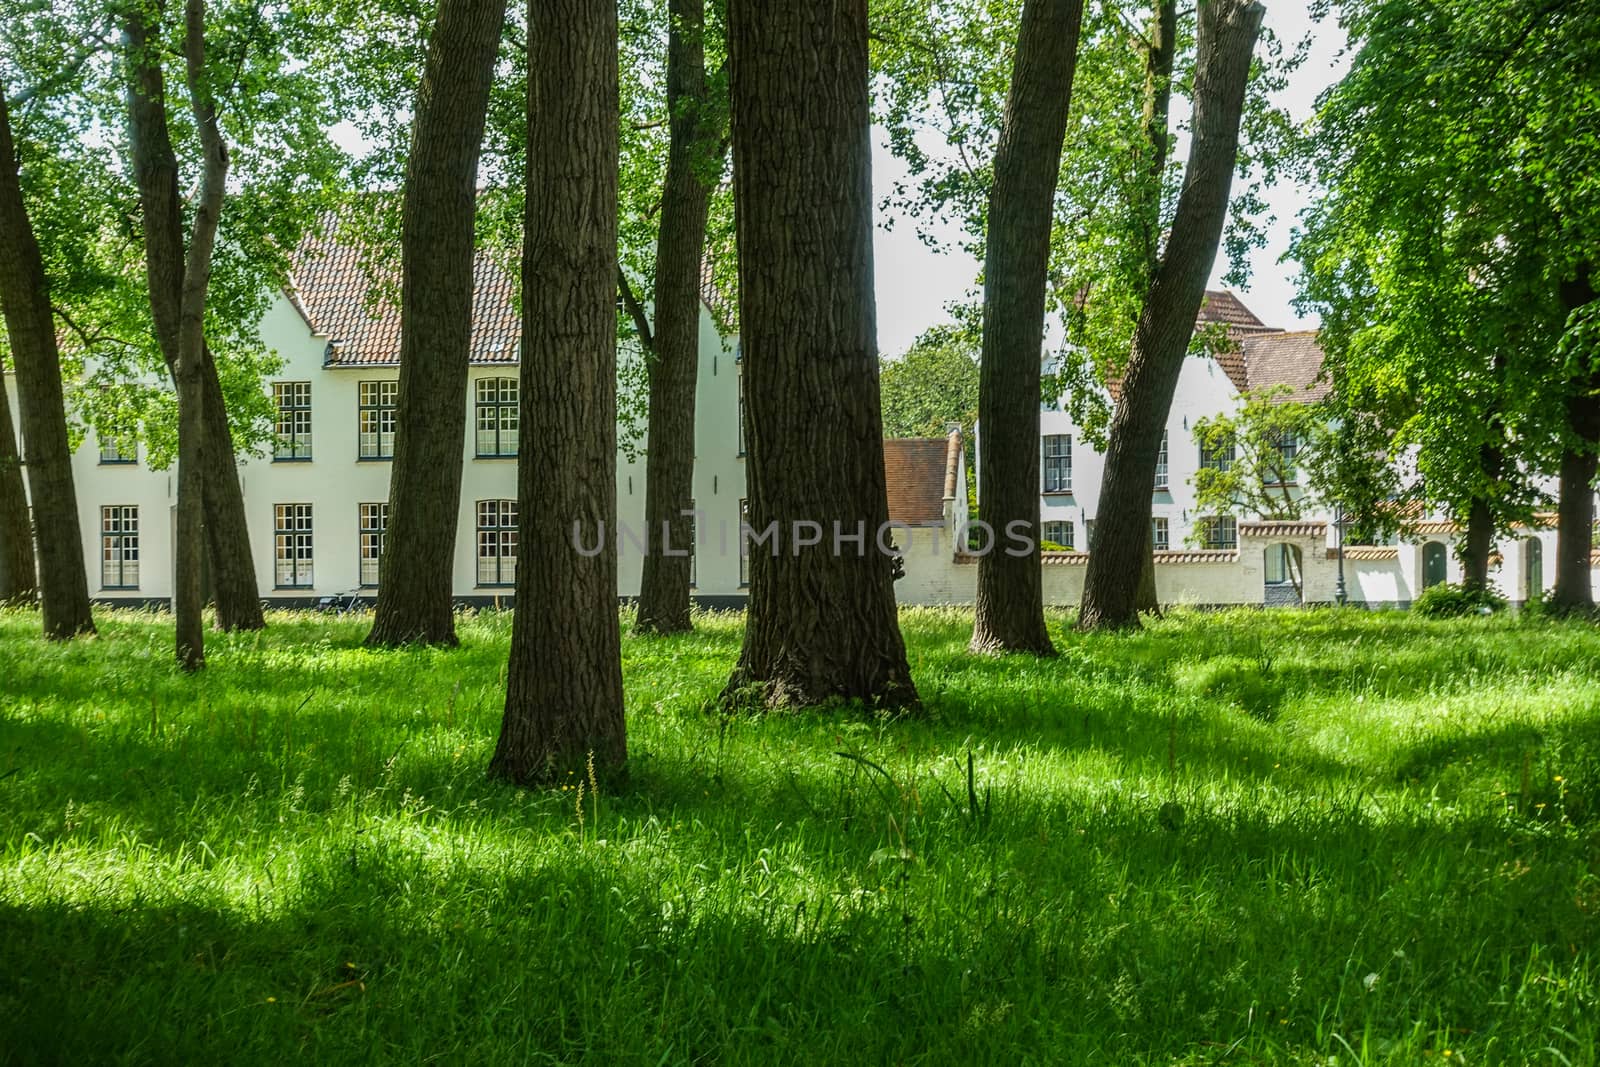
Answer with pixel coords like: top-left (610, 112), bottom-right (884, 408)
top-left (969, 0), bottom-right (1085, 656)
top-left (634, 0), bottom-right (720, 636)
top-left (123, 8), bottom-right (263, 633)
top-left (0, 82), bottom-right (94, 639)
top-left (1133, 0), bottom-right (1176, 620)
top-left (170, 0), bottom-right (231, 671)
top-left (1077, 0), bottom-right (1263, 632)
top-left (1552, 274), bottom-right (1598, 614)
top-left (720, 0), bottom-right (917, 709)
top-left (0, 352), bottom-right (37, 605)
top-left (1552, 389), bottom-right (1599, 615)
top-left (490, 0), bottom-right (625, 785)
top-left (1460, 494), bottom-right (1495, 593)
top-left (367, 0), bottom-right (507, 648)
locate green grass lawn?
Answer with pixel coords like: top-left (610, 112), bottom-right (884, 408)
top-left (2, 607), bottom-right (1597, 1065)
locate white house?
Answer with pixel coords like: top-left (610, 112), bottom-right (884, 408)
top-left (6, 251), bottom-right (1596, 612)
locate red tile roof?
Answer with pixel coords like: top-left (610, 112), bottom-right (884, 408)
top-left (1242, 331), bottom-right (1329, 403)
top-left (286, 226), bottom-right (520, 367)
top-left (1239, 520), bottom-right (1327, 538)
top-left (1328, 545), bottom-right (1400, 561)
top-left (883, 432), bottom-right (960, 527)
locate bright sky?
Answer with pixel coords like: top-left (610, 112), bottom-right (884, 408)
top-left (869, 5), bottom-right (1351, 355)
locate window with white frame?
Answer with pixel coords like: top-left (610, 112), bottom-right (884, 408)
top-left (358, 381), bottom-right (397, 459)
top-left (1151, 516), bottom-right (1169, 552)
top-left (1199, 433), bottom-right (1235, 473)
top-left (1198, 515), bottom-right (1238, 550)
top-left (273, 381), bottom-right (313, 460)
top-left (1154, 430), bottom-right (1169, 489)
top-left (475, 378), bottom-right (519, 457)
top-left (100, 506), bottom-right (139, 588)
top-left (274, 504), bottom-right (314, 587)
top-left (476, 499), bottom-right (517, 586)
top-left (99, 433), bottom-right (137, 465)
top-left (1266, 431), bottom-right (1299, 485)
top-left (736, 361), bottom-right (747, 456)
top-left (1042, 520), bottom-right (1074, 550)
top-left (359, 502), bottom-right (388, 587)
top-left (1042, 434), bottom-right (1072, 493)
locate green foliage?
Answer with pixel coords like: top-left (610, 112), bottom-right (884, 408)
top-left (1191, 387), bottom-right (1328, 521)
top-left (1412, 582), bottom-right (1507, 619)
top-left (1295, 0), bottom-right (1600, 532)
top-left (3, 607), bottom-right (1600, 1062)
top-left (0, 0), bottom-right (351, 460)
top-left (879, 325), bottom-right (979, 441)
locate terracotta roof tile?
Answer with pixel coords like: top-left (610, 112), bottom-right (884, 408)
top-left (287, 225), bottom-right (519, 366)
top-left (883, 437), bottom-right (953, 527)
top-left (1329, 545), bottom-right (1400, 561)
top-left (1242, 331), bottom-right (1329, 404)
top-left (1239, 520), bottom-right (1327, 538)
top-left (956, 549), bottom-right (1239, 566)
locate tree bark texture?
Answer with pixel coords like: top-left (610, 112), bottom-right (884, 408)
top-left (969, 0), bottom-right (1085, 656)
top-left (1132, 0), bottom-right (1176, 620)
top-left (1553, 274), bottom-right (1598, 613)
top-left (634, 0), bottom-right (719, 636)
top-left (123, 8), bottom-right (263, 632)
top-left (1077, 0), bottom-right (1263, 631)
top-left (1460, 494), bottom-right (1495, 593)
top-left (0, 82), bottom-right (95, 639)
top-left (490, 0), bottom-right (626, 785)
top-left (721, 0), bottom-right (918, 709)
top-left (0, 352), bottom-right (37, 605)
top-left (366, 0), bottom-right (508, 648)
top-left (1553, 392), bottom-right (1599, 612)
top-left (172, 0), bottom-right (231, 671)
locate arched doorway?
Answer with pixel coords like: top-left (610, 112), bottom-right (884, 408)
top-left (1422, 541), bottom-right (1448, 590)
top-left (1524, 537), bottom-right (1543, 601)
top-left (1264, 543), bottom-right (1303, 606)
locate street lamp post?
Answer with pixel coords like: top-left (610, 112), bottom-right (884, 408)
top-left (1334, 501), bottom-right (1348, 606)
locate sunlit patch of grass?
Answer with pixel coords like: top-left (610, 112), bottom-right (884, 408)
top-left (2, 605), bottom-right (1598, 1064)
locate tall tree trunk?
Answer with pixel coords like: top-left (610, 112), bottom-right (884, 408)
top-left (1552, 432), bottom-right (1597, 613)
top-left (969, 0), bottom-right (1085, 656)
top-left (171, 0), bottom-right (231, 671)
top-left (123, 8), bottom-right (264, 633)
top-left (366, 0), bottom-right (508, 648)
top-left (634, 0), bottom-right (720, 636)
top-left (1077, 0), bottom-right (1262, 632)
top-left (720, 0), bottom-right (917, 709)
top-left (0, 352), bottom-right (37, 605)
top-left (0, 82), bottom-right (94, 639)
top-left (490, 0), bottom-right (625, 785)
top-left (1459, 494), bottom-right (1495, 593)
top-left (1133, 0), bottom-right (1176, 619)
top-left (1552, 273), bottom-right (1598, 614)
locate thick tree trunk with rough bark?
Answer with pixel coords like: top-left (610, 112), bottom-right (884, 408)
top-left (720, 0), bottom-right (917, 709)
top-left (1553, 393), bottom-right (1599, 613)
top-left (634, 0), bottom-right (719, 636)
top-left (1077, 0), bottom-right (1262, 632)
top-left (970, 0), bottom-right (1085, 656)
top-left (490, 0), bottom-right (625, 785)
top-left (0, 353), bottom-right (37, 605)
top-left (0, 83), bottom-right (94, 639)
top-left (1460, 494), bottom-right (1495, 593)
top-left (123, 8), bottom-right (263, 632)
top-left (367, 0), bottom-right (507, 648)
top-left (1552, 274), bottom-right (1598, 614)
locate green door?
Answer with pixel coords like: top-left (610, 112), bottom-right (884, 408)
top-left (1525, 537), bottom-right (1543, 601)
top-left (1422, 542), bottom-right (1448, 589)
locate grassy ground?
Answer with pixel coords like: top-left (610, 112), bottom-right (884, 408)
top-left (1, 606), bottom-right (1597, 1065)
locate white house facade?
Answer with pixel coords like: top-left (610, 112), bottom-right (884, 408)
top-left (7, 254), bottom-right (1598, 612)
